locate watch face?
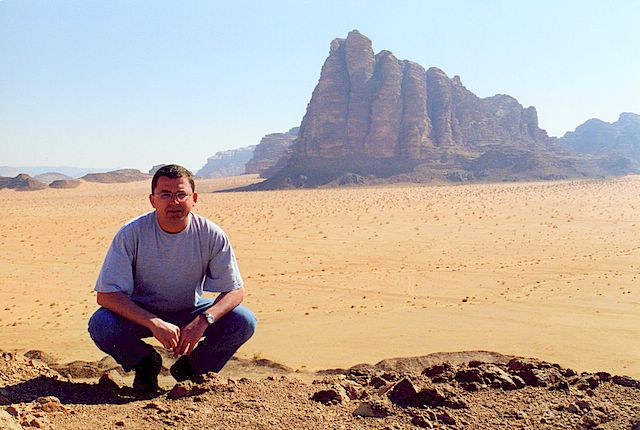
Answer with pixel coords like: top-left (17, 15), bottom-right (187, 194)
top-left (205, 314), bottom-right (215, 324)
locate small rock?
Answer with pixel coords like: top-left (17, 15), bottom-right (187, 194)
top-left (339, 380), bottom-right (365, 400)
top-left (437, 410), bottom-right (456, 426)
top-left (311, 385), bottom-right (348, 405)
top-left (352, 399), bottom-right (392, 418)
top-left (422, 363), bottom-right (455, 382)
top-left (455, 368), bottom-right (484, 384)
top-left (115, 420), bottom-right (125, 427)
top-left (40, 401), bottom-right (68, 413)
top-left (387, 377), bottom-right (419, 407)
top-left (612, 375), bottom-right (640, 388)
top-left (460, 381), bottom-right (482, 392)
top-left (5, 405), bottom-right (20, 417)
top-left (167, 381), bottom-right (207, 400)
top-left (370, 376), bottom-right (388, 388)
top-left (29, 417), bottom-right (44, 428)
top-left (416, 387), bottom-right (446, 408)
top-left (630, 419), bottom-right (640, 430)
top-left (35, 396), bottom-right (60, 404)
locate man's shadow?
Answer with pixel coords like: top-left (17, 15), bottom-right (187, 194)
top-left (2, 376), bottom-right (163, 405)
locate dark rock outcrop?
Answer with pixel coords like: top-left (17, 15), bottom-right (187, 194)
top-left (559, 112), bottom-right (640, 167)
top-left (49, 179), bottom-right (81, 189)
top-left (246, 30), bottom-right (636, 189)
top-left (196, 146), bottom-right (255, 179)
top-left (0, 174), bottom-right (47, 191)
top-left (245, 127), bottom-right (299, 177)
top-left (81, 169), bottom-right (150, 183)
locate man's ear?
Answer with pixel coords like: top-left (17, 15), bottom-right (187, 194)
top-left (149, 194), bottom-right (156, 208)
top-left (192, 192), bottom-right (198, 204)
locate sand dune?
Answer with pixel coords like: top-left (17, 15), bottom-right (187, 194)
top-left (0, 175), bottom-right (638, 378)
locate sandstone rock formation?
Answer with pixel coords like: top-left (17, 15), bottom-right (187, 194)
top-left (559, 112), bottom-right (640, 167)
top-left (247, 30), bottom-right (636, 189)
top-left (81, 169), bottom-right (150, 183)
top-left (196, 146), bottom-right (255, 179)
top-left (0, 174), bottom-right (47, 191)
top-left (245, 127), bottom-right (299, 177)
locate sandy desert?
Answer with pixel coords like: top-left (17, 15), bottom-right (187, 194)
top-left (0, 174), bottom-right (638, 380)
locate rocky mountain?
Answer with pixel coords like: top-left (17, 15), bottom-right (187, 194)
top-left (248, 30), bottom-right (635, 189)
top-left (559, 112), bottom-right (640, 167)
top-left (245, 127), bottom-right (299, 177)
top-left (81, 169), bottom-right (150, 183)
top-left (196, 146), bottom-right (256, 179)
top-left (0, 174), bottom-right (48, 191)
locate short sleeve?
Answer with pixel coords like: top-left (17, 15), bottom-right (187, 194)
top-left (203, 229), bottom-right (244, 293)
top-left (95, 227), bottom-right (135, 295)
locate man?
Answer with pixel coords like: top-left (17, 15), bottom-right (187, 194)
top-left (88, 164), bottom-right (256, 391)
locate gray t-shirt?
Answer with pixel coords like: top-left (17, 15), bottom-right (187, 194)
top-left (95, 211), bottom-right (244, 313)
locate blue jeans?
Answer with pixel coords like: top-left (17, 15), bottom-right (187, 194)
top-left (88, 299), bottom-right (256, 373)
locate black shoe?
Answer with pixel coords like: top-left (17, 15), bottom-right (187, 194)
top-left (170, 355), bottom-right (196, 382)
top-left (132, 350), bottom-right (162, 392)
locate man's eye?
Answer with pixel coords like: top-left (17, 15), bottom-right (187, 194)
top-left (176, 193), bottom-right (187, 199)
top-left (160, 193), bottom-right (172, 199)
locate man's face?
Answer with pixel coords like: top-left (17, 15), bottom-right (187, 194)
top-left (149, 176), bottom-right (198, 233)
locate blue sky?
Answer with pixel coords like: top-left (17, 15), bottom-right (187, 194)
top-left (1, 1), bottom-right (639, 172)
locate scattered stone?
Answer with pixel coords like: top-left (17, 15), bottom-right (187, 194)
top-left (631, 419), bottom-right (640, 430)
top-left (612, 375), bottom-right (640, 389)
top-left (5, 405), bottom-right (20, 417)
top-left (167, 381), bottom-right (207, 400)
top-left (352, 399), bottom-right (393, 418)
top-left (339, 380), bottom-right (365, 400)
top-left (387, 377), bottom-right (419, 407)
top-left (455, 368), bottom-right (484, 384)
top-left (29, 417), bottom-right (44, 428)
top-left (115, 420), bottom-right (125, 427)
top-left (311, 385), bottom-right (349, 405)
top-left (422, 363), bottom-right (455, 382)
top-left (436, 410), bottom-right (457, 426)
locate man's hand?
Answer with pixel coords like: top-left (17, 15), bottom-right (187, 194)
top-left (175, 315), bottom-right (208, 357)
top-left (149, 318), bottom-right (181, 351)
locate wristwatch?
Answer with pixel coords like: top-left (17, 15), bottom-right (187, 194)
top-left (200, 312), bottom-right (215, 325)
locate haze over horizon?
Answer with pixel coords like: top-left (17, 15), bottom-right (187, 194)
top-left (1, 1), bottom-right (639, 173)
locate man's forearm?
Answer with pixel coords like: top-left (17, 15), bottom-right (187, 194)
top-left (96, 291), bottom-right (160, 329)
top-left (206, 287), bottom-right (244, 321)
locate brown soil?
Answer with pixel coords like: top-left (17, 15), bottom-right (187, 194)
top-left (1, 350), bottom-right (639, 429)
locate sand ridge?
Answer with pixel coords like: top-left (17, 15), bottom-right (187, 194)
top-left (0, 175), bottom-right (638, 377)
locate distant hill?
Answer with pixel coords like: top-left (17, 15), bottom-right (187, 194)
top-left (34, 172), bottom-right (73, 185)
top-left (81, 169), bottom-right (150, 183)
top-left (0, 166), bottom-right (115, 178)
top-left (196, 146), bottom-right (256, 179)
top-left (0, 174), bottom-right (47, 191)
top-left (558, 112), bottom-right (640, 169)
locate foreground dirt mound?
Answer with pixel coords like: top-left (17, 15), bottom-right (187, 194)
top-left (1, 350), bottom-right (639, 429)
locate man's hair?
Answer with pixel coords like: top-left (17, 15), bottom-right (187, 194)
top-left (151, 164), bottom-right (195, 193)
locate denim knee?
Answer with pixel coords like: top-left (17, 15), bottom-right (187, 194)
top-left (88, 307), bottom-right (124, 347)
top-left (227, 305), bottom-right (257, 343)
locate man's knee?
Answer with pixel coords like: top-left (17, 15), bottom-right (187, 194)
top-left (88, 307), bottom-right (126, 346)
top-left (226, 305), bottom-right (257, 343)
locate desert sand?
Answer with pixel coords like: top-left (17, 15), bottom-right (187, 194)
top-left (0, 174), bottom-right (638, 379)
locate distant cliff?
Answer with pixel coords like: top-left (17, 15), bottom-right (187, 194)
top-left (245, 127), bottom-right (299, 177)
top-left (559, 113), bottom-right (640, 170)
top-left (247, 30), bottom-right (633, 189)
top-left (196, 146), bottom-right (256, 179)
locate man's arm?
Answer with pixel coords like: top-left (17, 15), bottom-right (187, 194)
top-left (97, 291), bottom-right (181, 351)
top-left (175, 286), bottom-right (244, 356)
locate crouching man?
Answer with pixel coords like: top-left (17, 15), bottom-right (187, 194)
top-left (88, 164), bottom-right (256, 391)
